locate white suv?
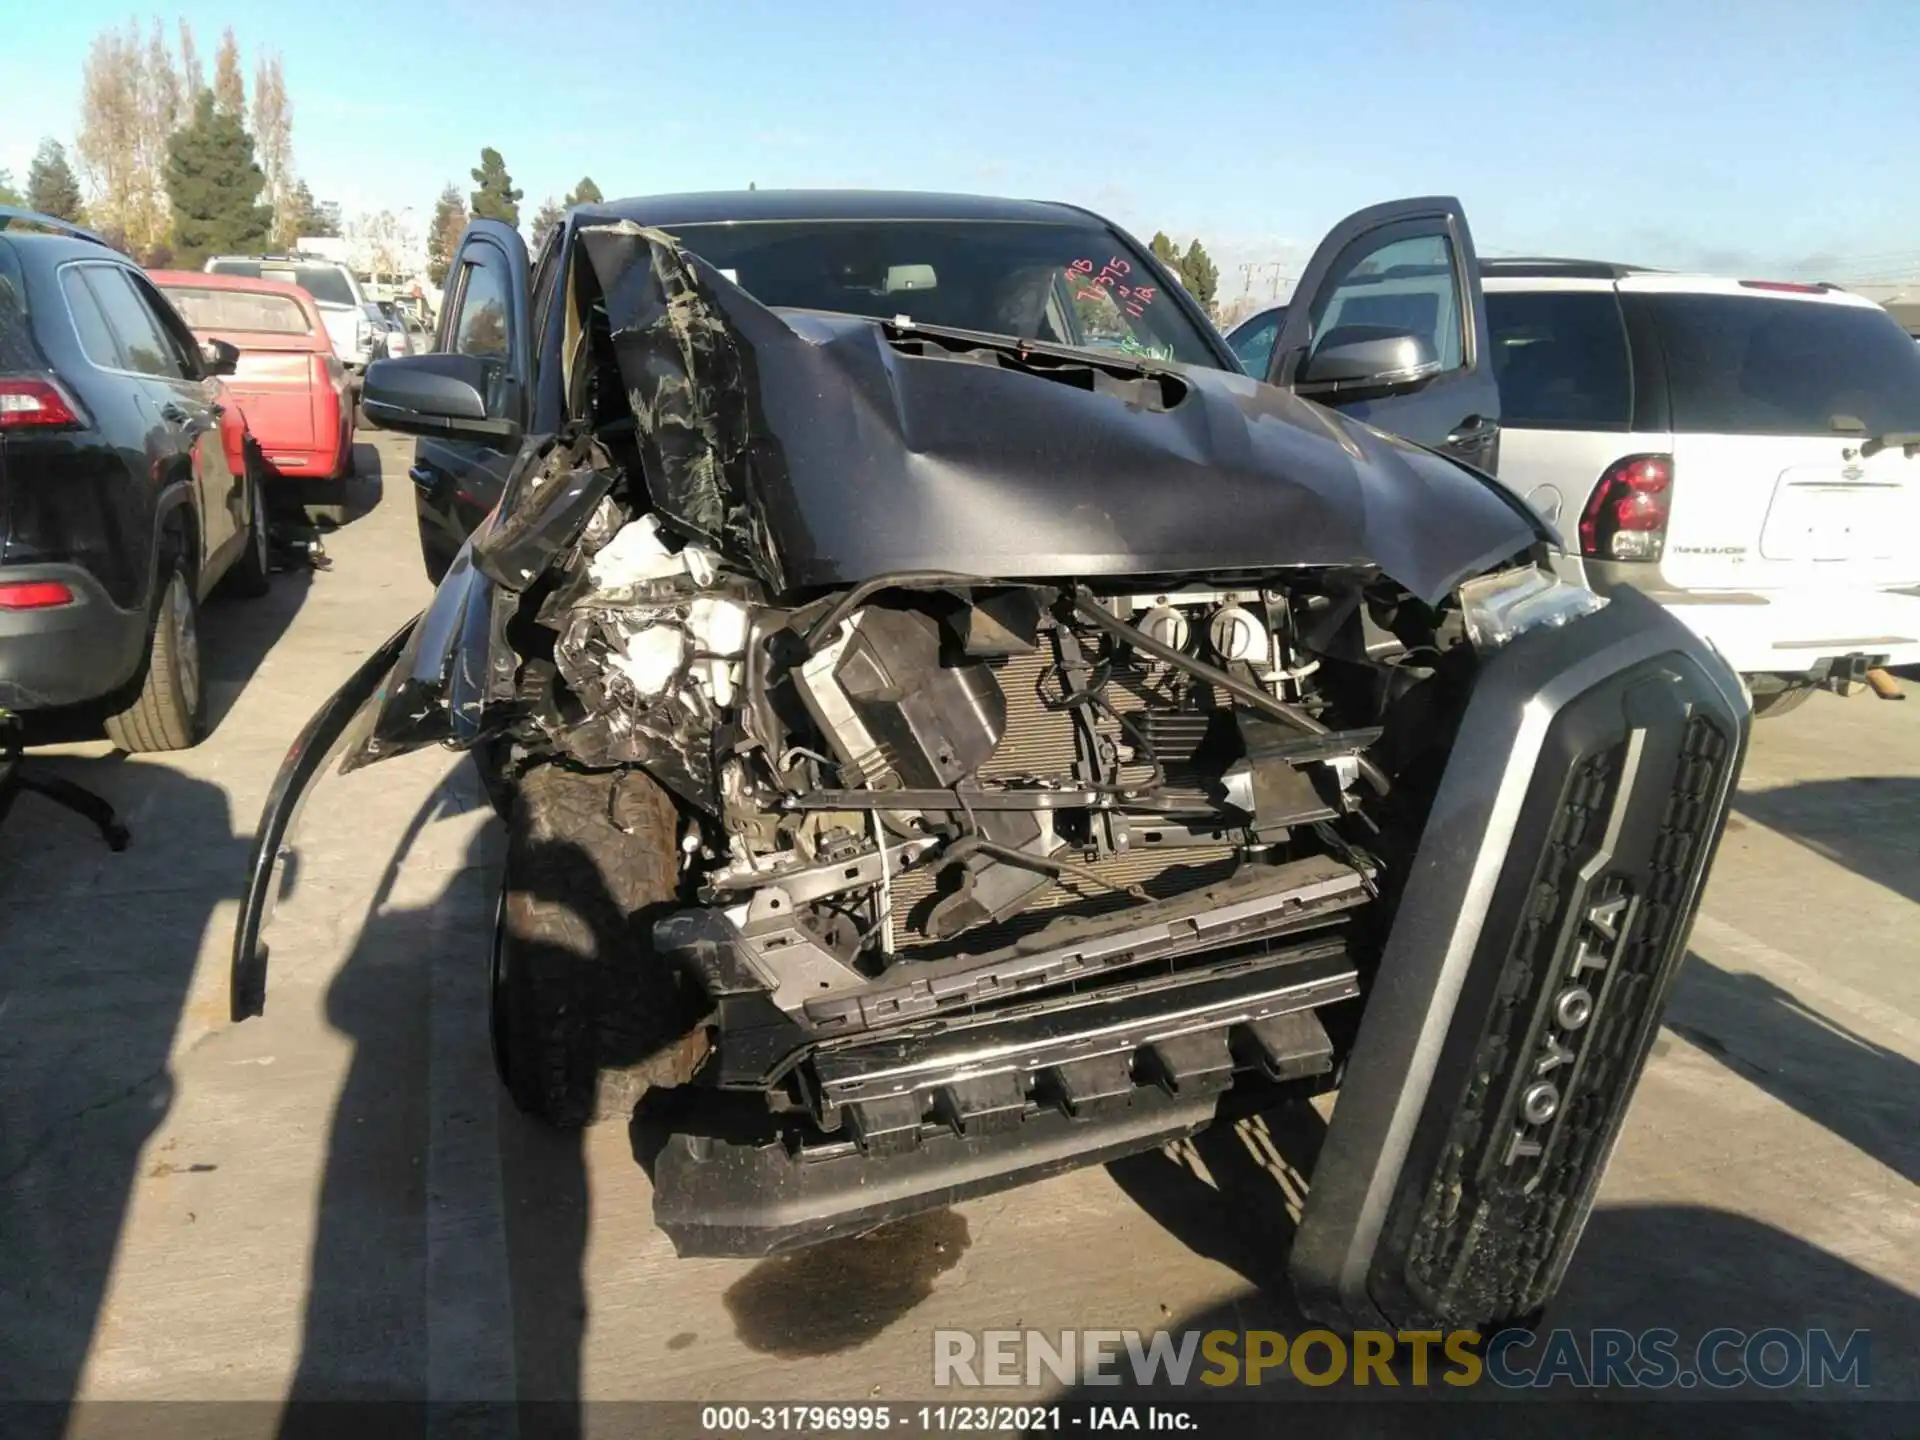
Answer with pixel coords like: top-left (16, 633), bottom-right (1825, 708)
top-left (202, 254), bottom-right (378, 381)
top-left (1482, 260), bottom-right (1920, 715)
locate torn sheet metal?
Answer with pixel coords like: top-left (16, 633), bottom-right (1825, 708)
top-left (574, 223), bottom-right (1543, 606)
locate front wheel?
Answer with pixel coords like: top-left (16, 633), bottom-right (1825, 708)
top-left (489, 763), bottom-right (703, 1128)
top-left (105, 558), bottom-right (204, 753)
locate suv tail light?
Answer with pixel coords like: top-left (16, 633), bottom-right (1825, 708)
top-left (0, 377), bottom-right (84, 431)
top-left (1579, 454), bottom-right (1672, 563)
top-left (0, 580), bottom-right (76, 609)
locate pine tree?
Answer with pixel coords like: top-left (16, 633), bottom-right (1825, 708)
top-left (1150, 232), bottom-right (1178, 268)
top-left (427, 183), bottom-right (467, 286)
top-left (563, 176), bottom-right (602, 208)
top-left (468, 148), bottom-right (521, 227)
top-left (1178, 238), bottom-right (1218, 315)
top-left (530, 197), bottom-right (565, 249)
top-left (27, 140), bottom-right (86, 223)
top-left (164, 89), bottom-right (272, 267)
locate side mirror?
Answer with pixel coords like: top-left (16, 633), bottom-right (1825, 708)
top-left (200, 337), bottom-right (240, 377)
top-left (360, 354), bottom-right (521, 443)
top-left (1298, 325), bottom-right (1440, 396)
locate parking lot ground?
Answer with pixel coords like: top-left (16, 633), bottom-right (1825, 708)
top-left (2, 431), bottom-right (1916, 1424)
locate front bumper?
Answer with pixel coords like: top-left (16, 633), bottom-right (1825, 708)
top-left (0, 563), bottom-right (148, 711)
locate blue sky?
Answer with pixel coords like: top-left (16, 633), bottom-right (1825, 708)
top-left (7, 0), bottom-right (1920, 298)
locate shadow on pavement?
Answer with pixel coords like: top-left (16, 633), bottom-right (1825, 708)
top-left (281, 768), bottom-right (589, 1438)
top-left (1665, 953), bottom-right (1918, 1184)
top-left (1733, 776), bottom-right (1920, 909)
top-left (1048, 1205), bottom-right (1913, 1430)
top-left (0, 756), bottom-right (243, 1419)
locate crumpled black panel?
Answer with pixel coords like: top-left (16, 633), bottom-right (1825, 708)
top-left (576, 222), bottom-right (787, 592)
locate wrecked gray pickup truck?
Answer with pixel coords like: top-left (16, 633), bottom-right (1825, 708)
top-left (232, 191), bottom-right (1749, 1333)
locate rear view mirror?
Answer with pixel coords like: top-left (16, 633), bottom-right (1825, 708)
top-left (1298, 325), bottom-right (1440, 396)
top-left (200, 337), bottom-right (239, 377)
top-left (361, 354), bottom-right (521, 443)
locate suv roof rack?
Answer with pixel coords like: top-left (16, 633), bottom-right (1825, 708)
top-left (0, 204), bottom-right (111, 249)
top-left (1479, 256), bottom-right (1653, 280)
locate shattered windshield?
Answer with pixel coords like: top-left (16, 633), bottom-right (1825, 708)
top-left (661, 218), bottom-right (1220, 367)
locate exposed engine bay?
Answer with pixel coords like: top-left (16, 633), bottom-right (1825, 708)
top-left (525, 475), bottom-right (1429, 1013)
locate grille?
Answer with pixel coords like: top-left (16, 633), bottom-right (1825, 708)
top-left (1395, 715), bottom-right (1730, 1324)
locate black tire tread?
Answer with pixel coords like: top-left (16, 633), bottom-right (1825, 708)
top-left (104, 558), bottom-right (201, 753)
top-left (497, 763), bottom-right (693, 1128)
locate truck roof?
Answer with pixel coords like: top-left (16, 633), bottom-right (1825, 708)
top-left (578, 189), bottom-right (1102, 229)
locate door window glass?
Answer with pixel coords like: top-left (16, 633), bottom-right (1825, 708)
top-left (126, 271), bottom-right (206, 376)
top-left (1485, 290), bottom-right (1632, 428)
top-left (1229, 309), bottom-right (1283, 375)
top-left (83, 266), bottom-right (185, 379)
top-left (453, 255), bottom-right (511, 359)
top-left (62, 268), bottom-right (123, 369)
top-left (1309, 232), bottom-right (1463, 372)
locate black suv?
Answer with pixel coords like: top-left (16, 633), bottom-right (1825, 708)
top-left (237, 191), bottom-right (1748, 1335)
top-left (0, 209), bottom-right (272, 750)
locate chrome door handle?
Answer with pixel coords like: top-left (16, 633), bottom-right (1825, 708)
top-left (1446, 414), bottom-right (1496, 445)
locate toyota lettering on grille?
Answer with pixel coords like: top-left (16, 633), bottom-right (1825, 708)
top-left (1502, 884), bottom-right (1638, 1183)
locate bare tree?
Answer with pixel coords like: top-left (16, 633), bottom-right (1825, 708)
top-left (76, 18), bottom-right (179, 256)
top-left (252, 51), bottom-right (295, 247)
top-left (178, 18), bottom-right (203, 98)
top-left (76, 22), bottom-right (140, 241)
top-left (354, 210), bottom-right (406, 285)
top-left (212, 28), bottom-right (245, 118)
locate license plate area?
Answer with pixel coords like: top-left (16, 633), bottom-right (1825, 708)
top-left (1761, 475), bottom-right (1904, 561)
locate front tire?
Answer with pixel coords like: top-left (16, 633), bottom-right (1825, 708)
top-left (490, 763), bottom-right (700, 1128)
top-left (105, 557), bottom-right (204, 753)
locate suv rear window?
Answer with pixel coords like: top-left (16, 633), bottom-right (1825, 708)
top-left (1485, 290), bottom-right (1632, 429)
top-left (1647, 292), bottom-right (1920, 436)
top-left (208, 259), bottom-right (355, 308)
top-left (160, 286), bottom-right (312, 335)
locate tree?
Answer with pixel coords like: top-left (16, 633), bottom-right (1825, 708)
top-left (563, 176), bottom-right (602, 208)
top-left (177, 19), bottom-right (204, 98)
top-left (164, 89), bottom-right (272, 267)
top-left (469, 148), bottom-right (522, 227)
top-left (252, 52), bottom-right (295, 246)
top-left (211, 28), bottom-right (245, 118)
top-left (530, 197), bottom-right (564, 249)
top-left (1178, 238), bottom-right (1218, 316)
top-left (1150, 232), bottom-right (1178, 268)
top-left (27, 141), bottom-right (85, 222)
top-left (427, 183), bottom-right (467, 286)
top-left (0, 171), bottom-right (23, 207)
top-left (279, 178), bottom-right (330, 239)
top-left (77, 18), bottom-right (180, 255)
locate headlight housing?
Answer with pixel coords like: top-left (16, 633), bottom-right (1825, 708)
top-left (1458, 564), bottom-right (1607, 653)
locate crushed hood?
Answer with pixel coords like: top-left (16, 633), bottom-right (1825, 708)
top-left (577, 222), bottom-right (1544, 605)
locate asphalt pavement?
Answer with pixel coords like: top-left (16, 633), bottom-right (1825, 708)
top-left (2, 431), bottom-right (1915, 1427)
